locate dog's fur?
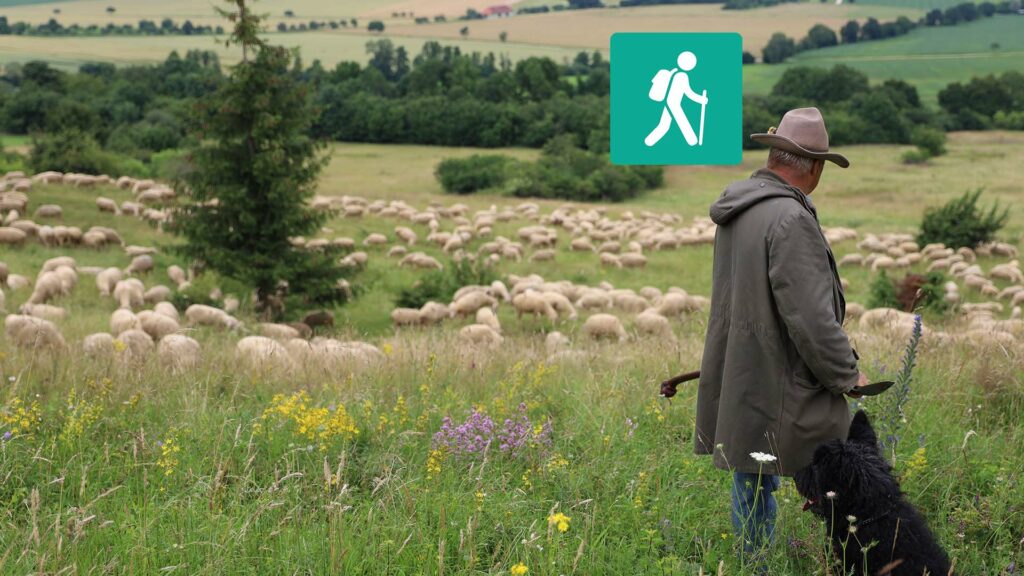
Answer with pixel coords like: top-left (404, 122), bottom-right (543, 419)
top-left (794, 411), bottom-right (953, 576)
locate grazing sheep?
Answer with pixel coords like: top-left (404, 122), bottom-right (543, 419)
top-left (223, 296), bottom-right (240, 315)
top-left (458, 324), bottom-right (504, 348)
top-left (28, 271), bottom-right (62, 304)
top-left (599, 253), bottom-right (622, 268)
top-left (158, 334), bottom-right (202, 373)
top-left (83, 332), bottom-right (116, 359)
top-left (144, 285), bottom-right (172, 304)
top-left (186, 304), bottom-right (241, 330)
top-left (476, 307), bottom-right (502, 333)
top-left (5, 314), bottom-right (66, 350)
top-left (450, 291), bottom-right (498, 318)
top-left (838, 253), bottom-right (864, 267)
top-left (613, 292), bottom-right (648, 314)
top-left (236, 336), bottom-right (292, 370)
top-left (167, 265), bottom-right (187, 287)
top-left (634, 309), bottom-right (675, 341)
top-left (125, 254), bottom-right (154, 275)
top-left (844, 302), bottom-right (867, 321)
top-left (34, 204), bottom-right (63, 219)
top-left (258, 323), bottom-right (301, 340)
top-left (545, 331), bottom-right (570, 355)
top-left (302, 310), bottom-right (334, 330)
top-left (577, 291), bottom-right (611, 311)
top-left (21, 303), bottom-right (66, 321)
top-left (395, 226), bottom-right (417, 245)
top-left (490, 280), bottom-right (511, 302)
top-left (110, 309), bottom-right (141, 335)
top-left (154, 301), bottom-right (179, 321)
top-left (363, 233), bottom-right (388, 247)
top-left (619, 253), bottom-right (647, 269)
top-left (570, 237), bottom-right (595, 252)
top-left (113, 278), bottom-right (145, 309)
top-left (96, 197), bottom-right (118, 213)
top-left (419, 301), bottom-right (450, 325)
top-left (656, 292), bottom-right (699, 317)
top-left (137, 310), bottom-right (180, 340)
top-left (7, 274), bottom-right (29, 291)
top-left (391, 308), bottom-right (423, 327)
top-left (115, 329), bottom-right (155, 361)
top-left (512, 291), bottom-right (558, 321)
top-left (541, 291), bottom-right (578, 320)
top-left (583, 313), bottom-right (628, 342)
top-left (388, 245), bottom-right (408, 258)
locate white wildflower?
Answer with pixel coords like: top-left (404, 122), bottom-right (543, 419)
top-left (825, 491), bottom-right (837, 499)
top-left (749, 451), bottom-right (777, 464)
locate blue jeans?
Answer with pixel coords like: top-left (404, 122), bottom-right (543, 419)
top-left (731, 471), bottom-right (780, 561)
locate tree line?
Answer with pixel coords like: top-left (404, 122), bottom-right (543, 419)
top-left (0, 41), bottom-right (1021, 179)
top-left (0, 16), bottom-right (224, 36)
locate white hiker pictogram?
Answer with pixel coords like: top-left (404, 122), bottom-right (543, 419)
top-left (644, 51), bottom-right (709, 147)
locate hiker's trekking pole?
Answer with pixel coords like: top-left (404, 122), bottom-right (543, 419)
top-left (698, 90), bottom-right (707, 146)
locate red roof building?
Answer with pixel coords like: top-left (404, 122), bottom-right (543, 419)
top-left (482, 5), bottom-right (513, 17)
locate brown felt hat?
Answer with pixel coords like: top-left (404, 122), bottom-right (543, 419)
top-left (750, 107), bottom-right (850, 168)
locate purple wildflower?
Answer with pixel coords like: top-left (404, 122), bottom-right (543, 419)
top-left (433, 403), bottom-right (552, 459)
top-left (2, 431), bottom-right (11, 441)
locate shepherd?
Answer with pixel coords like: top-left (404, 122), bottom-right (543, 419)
top-left (682, 108), bottom-right (871, 569)
top-left (644, 50), bottom-right (708, 147)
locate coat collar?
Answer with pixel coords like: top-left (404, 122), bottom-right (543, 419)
top-left (750, 168), bottom-right (818, 220)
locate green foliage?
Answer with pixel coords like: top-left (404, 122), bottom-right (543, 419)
top-left (29, 129), bottom-right (147, 176)
top-left (435, 154), bottom-right (512, 194)
top-left (171, 0), bottom-right (350, 317)
top-left (939, 71), bottom-right (1024, 130)
top-left (914, 272), bottom-right (950, 314)
top-left (867, 271), bottom-right (902, 310)
top-left (901, 149), bottom-right (931, 165)
top-left (367, 20), bottom-right (384, 33)
top-left (761, 32), bottom-right (797, 64)
top-left (394, 258), bottom-right (497, 309)
top-left (910, 126), bottom-right (947, 157)
top-left (917, 189), bottom-right (1008, 249)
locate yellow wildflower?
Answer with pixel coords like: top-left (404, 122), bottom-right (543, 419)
top-left (546, 454), bottom-right (569, 472)
top-left (548, 512), bottom-right (571, 533)
top-left (157, 436), bottom-right (181, 477)
top-left (426, 448), bottom-right (445, 479)
top-left (521, 468), bottom-right (533, 489)
top-left (903, 446), bottom-right (928, 479)
top-left (510, 563), bottom-right (529, 575)
top-left (2, 398), bottom-right (42, 437)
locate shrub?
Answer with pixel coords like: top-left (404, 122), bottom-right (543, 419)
top-left (435, 154), bottom-right (512, 194)
top-left (896, 272), bottom-right (948, 314)
top-left (917, 189), bottom-right (1008, 249)
top-left (910, 126), bottom-right (946, 157)
top-left (29, 129), bottom-right (147, 176)
top-left (868, 271), bottom-right (901, 310)
top-left (901, 149), bottom-right (930, 165)
top-left (394, 259), bottom-right (497, 309)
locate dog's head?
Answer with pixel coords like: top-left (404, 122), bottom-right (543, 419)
top-left (794, 410), bottom-right (900, 517)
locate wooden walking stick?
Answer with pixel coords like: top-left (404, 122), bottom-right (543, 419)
top-left (659, 370), bottom-right (700, 398)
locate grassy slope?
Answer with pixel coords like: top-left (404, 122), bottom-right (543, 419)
top-left (1, 135), bottom-right (1022, 573)
top-left (744, 15), bottom-right (1024, 102)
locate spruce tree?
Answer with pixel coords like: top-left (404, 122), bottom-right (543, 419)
top-left (173, 0), bottom-right (349, 318)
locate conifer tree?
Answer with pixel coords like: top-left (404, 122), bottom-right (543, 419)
top-left (173, 0), bottom-right (350, 318)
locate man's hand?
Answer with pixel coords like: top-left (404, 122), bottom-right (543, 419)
top-left (846, 372), bottom-right (870, 399)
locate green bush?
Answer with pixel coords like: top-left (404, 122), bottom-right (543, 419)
top-left (394, 258), bottom-right (497, 310)
top-left (29, 129), bottom-right (149, 176)
top-left (918, 189), bottom-right (1008, 249)
top-left (895, 272), bottom-right (949, 314)
top-left (901, 149), bottom-right (930, 165)
top-left (867, 271), bottom-right (901, 310)
top-left (910, 126), bottom-right (946, 157)
top-left (435, 154), bottom-right (512, 194)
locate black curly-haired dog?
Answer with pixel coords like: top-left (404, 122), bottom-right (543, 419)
top-left (794, 411), bottom-right (953, 576)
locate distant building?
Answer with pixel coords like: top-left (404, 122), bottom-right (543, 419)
top-left (482, 5), bottom-right (513, 18)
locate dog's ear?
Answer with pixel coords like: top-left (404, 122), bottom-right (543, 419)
top-left (847, 410), bottom-right (878, 445)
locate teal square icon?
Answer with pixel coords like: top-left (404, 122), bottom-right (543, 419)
top-left (611, 33), bottom-right (743, 166)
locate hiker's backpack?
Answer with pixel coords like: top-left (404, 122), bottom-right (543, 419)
top-left (648, 68), bottom-right (677, 102)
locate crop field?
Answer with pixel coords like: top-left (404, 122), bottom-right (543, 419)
top-left (1, 133), bottom-right (1023, 573)
top-left (0, 2), bottom-right (923, 70)
top-left (744, 15), bottom-right (1024, 102)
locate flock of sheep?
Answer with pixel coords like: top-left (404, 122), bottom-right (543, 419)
top-left (3, 169), bottom-right (1024, 377)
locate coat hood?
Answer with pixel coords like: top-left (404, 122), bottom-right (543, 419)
top-left (710, 168), bottom-right (816, 225)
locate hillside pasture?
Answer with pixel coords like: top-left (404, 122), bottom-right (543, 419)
top-left (1, 133), bottom-right (1023, 573)
top-left (744, 15), bottom-right (1024, 102)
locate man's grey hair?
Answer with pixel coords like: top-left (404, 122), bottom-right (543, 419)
top-left (767, 148), bottom-right (816, 174)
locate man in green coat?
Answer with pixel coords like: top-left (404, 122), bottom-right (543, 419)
top-left (695, 108), bottom-right (869, 560)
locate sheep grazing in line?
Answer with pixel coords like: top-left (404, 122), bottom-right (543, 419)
top-left (110, 309), bottom-right (141, 335)
top-left (458, 324), bottom-right (504, 348)
top-left (540, 291), bottom-right (577, 320)
top-left (167, 265), bottom-right (187, 287)
top-left (530, 249), bottom-right (555, 263)
top-left (34, 204), bottom-right (63, 219)
top-left (83, 332), bottom-right (116, 359)
top-left (158, 334), bottom-right (202, 373)
top-left (0, 227), bottom-right (28, 246)
top-left (844, 302), bottom-right (867, 322)
top-left (154, 301), bottom-right (179, 321)
top-left (5, 314), bottom-right (66, 350)
top-left (583, 314), bottom-right (628, 342)
top-left (144, 285), bottom-right (172, 304)
top-left (113, 279), bottom-right (145, 310)
top-left (27, 271), bottom-right (62, 305)
top-left (125, 254), bottom-right (154, 275)
top-left (96, 267), bottom-right (123, 296)
top-left (185, 304), bottom-right (242, 330)
top-left (96, 197), bottom-right (118, 213)
top-left (419, 302), bottom-right (450, 325)
top-left (619, 253), bottom-right (647, 269)
top-left (450, 291), bottom-right (498, 318)
top-left (599, 253), bottom-right (622, 268)
top-left (20, 303), bottom-right (67, 322)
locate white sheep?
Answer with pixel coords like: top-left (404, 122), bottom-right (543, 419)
top-left (115, 329), bottom-right (155, 362)
top-left (96, 267), bottom-right (123, 296)
top-left (185, 304), bottom-right (241, 330)
top-left (541, 291), bottom-right (577, 320)
top-left (545, 331), bottom-right (570, 355)
top-left (154, 301), bottom-right (179, 321)
top-left (458, 324), bottom-right (504, 348)
top-left (167, 265), bottom-right (187, 287)
top-left (113, 278), bottom-right (145, 309)
top-left (419, 301), bottom-right (450, 325)
top-left (258, 323), bottom-right (301, 340)
top-left (634, 309), bottom-right (675, 341)
top-left (5, 314), bottom-right (66, 350)
top-left (391, 308), bottom-right (423, 327)
top-left (83, 332), bottom-right (116, 359)
top-left (512, 291), bottom-right (558, 321)
top-left (583, 313), bottom-right (628, 342)
top-left (158, 334), bottom-right (202, 373)
top-left (236, 336), bottom-right (292, 370)
top-left (125, 254), bottom-right (154, 275)
top-left (21, 303), bottom-right (66, 321)
top-left (475, 307), bottom-right (501, 333)
top-left (144, 285), bottom-right (172, 304)
top-left (450, 291), bottom-right (498, 318)
top-left (137, 310), bottom-right (180, 340)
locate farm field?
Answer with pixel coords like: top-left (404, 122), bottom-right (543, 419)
top-left (744, 15), bottom-right (1024, 102)
top-left (0, 2), bottom-right (923, 69)
top-left (2, 134), bottom-right (1024, 574)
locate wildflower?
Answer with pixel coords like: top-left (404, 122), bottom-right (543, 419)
top-left (2, 431), bottom-right (11, 441)
top-left (546, 454), bottom-right (569, 472)
top-left (157, 436), bottom-right (182, 477)
top-left (510, 562), bottom-right (529, 575)
top-left (1, 398), bottom-right (42, 437)
top-left (750, 451), bottom-right (777, 464)
top-left (475, 491), bottom-right (485, 508)
top-left (903, 446), bottom-right (928, 479)
top-left (548, 512), bottom-right (571, 533)
top-left (521, 468), bottom-right (534, 489)
top-left (426, 448), bottom-right (445, 479)
top-left (825, 491), bottom-right (837, 499)
top-left (846, 515), bottom-right (857, 523)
